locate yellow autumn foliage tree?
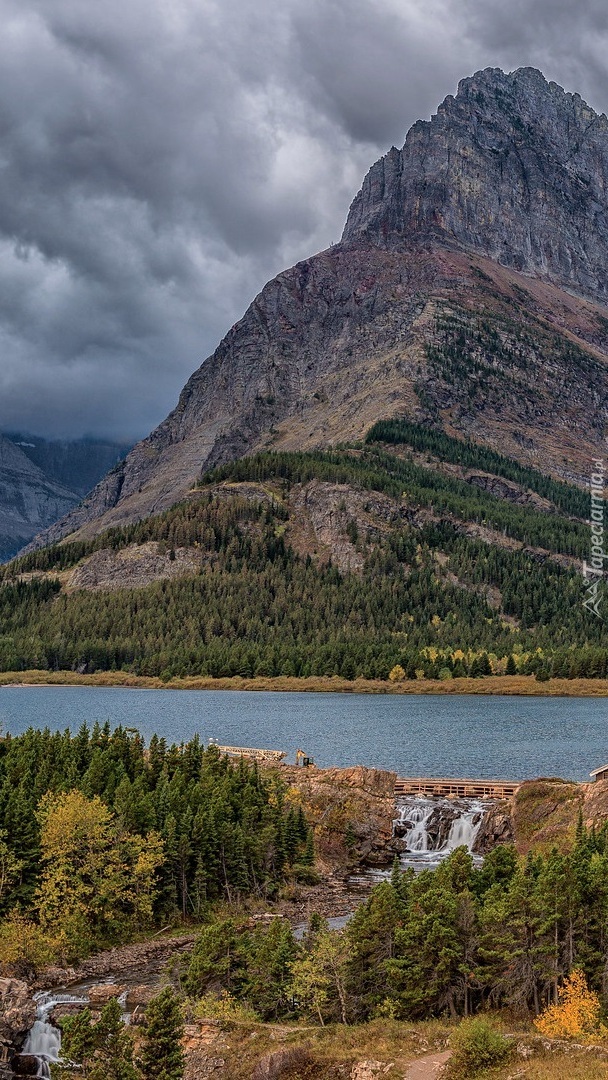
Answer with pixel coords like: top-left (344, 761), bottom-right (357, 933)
top-left (36, 789), bottom-right (163, 960)
top-left (534, 969), bottom-right (608, 1040)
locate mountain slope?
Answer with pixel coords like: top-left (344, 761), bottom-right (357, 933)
top-left (0, 437), bottom-right (78, 561)
top-left (5, 435), bottom-right (132, 497)
top-left (24, 66), bottom-right (608, 552)
top-left (2, 438), bottom-right (605, 680)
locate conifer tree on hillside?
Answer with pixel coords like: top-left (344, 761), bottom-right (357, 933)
top-left (139, 987), bottom-right (184, 1080)
top-left (61, 998), bottom-right (138, 1080)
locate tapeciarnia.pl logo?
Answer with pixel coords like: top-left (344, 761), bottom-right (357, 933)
top-left (583, 458), bottom-right (606, 618)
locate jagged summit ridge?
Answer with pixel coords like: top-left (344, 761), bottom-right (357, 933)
top-left (343, 67), bottom-right (608, 299)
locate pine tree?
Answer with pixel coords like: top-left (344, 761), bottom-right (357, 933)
top-left (139, 987), bottom-right (184, 1080)
top-left (300, 829), bottom-right (315, 867)
top-left (61, 998), bottom-right (138, 1080)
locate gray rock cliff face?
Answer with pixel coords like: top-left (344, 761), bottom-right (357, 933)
top-left (343, 67), bottom-right (608, 300)
top-left (0, 437), bottom-right (78, 560)
top-left (23, 67), bottom-right (608, 551)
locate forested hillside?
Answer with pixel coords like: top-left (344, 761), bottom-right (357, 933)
top-left (0, 431), bottom-right (605, 682)
top-left (184, 825), bottom-right (608, 1023)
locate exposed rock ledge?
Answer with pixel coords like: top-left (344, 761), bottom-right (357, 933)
top-left (0, 979), bottom-right (36, 1067)
top-left (66, 542), bottom-right (200, 591)
top-left (474, 801), bottom-right (515, 853)
top-left (279, 764), bottom-right (401, 870)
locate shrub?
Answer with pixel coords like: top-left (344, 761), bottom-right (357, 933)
top-left (0, 912), bottom-right (56, 977)
top-left (192, 990), bottom-right (259, 1023)
top-left (448, 1018), bottom-right (511, 1077)
top-left (292, 864), bottom-right (321, 885)
top-left (535, 969), bottom-right (608, 1040)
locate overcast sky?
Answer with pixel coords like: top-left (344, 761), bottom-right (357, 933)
top-left (1, 0), bottom-right (607, 441)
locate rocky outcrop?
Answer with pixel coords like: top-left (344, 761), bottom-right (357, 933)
top-left (67, 542), bottom-right (200, 591)
top-left (512, 778), bottom-right (608, 855)
top-left (23, 67), bottom-right (608, 553)
top-left (343, 67), bottom-right (608, 302)
top-left (0, 979), bottom-right (36, 1065)
top-left (251, 1048), bottom-right (314, 1080)
top-left (183, 1022), bottom-right (227, 1080)
top-left (473, 801), bottom-right (515, 853)
top-left (464, 473), bottom-right (556, 513)
top-left (280, 765), bottom-right (399, 870)
top-left (286, 481), bottom-right (400, 571)
top-left (511, 779), bottom-right (582, 854)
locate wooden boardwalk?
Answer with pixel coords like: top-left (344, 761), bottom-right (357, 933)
top-left (395, 776), bottom-right (520, 799)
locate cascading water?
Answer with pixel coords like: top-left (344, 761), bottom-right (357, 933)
top-left (21, 994), bottom-right (87, 1078)
top-left (397, 799), bottom-right (438, 853)
top-left (443, 802), bottom-right (486, 852)
top-left (394, 796), bottom-right (490, 870)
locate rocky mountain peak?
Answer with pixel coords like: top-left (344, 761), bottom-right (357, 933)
top-left (20, 68), bottom-right (608, 553)
top-left (342, 67), bottom-right (608, 300)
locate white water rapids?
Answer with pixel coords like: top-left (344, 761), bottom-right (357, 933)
top-left (393, 795), bottom-right (490, 869)
top-left (21, 993), bottom-right (90, 1078)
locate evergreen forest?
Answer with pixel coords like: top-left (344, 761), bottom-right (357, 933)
top-left (0, 428), bottom-right (605, 683)
top-left (0, 726), bottom-right (314, 966)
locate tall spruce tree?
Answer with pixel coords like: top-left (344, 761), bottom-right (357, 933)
top-left (139, 987), bottom-right (184, 1080)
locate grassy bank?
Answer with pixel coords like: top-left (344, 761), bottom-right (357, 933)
top-left (0, 670), bottom-right (607, 695)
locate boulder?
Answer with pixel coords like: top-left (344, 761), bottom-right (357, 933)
top-left (11, 1055), bottom-right (40, 1077)
top-left (87, 984), bottom-right (126, 1007)
top-left (0, 980), bottom-right (36, 1059)
top-left (125, 985), bottom-right (157, 1010)
top-left (48, 1002), bottom-right (86, 1024)
top-left (350, 1061), bottom-right (388, 1080)
top-left (251, 1047), bottom-right (314, 1079)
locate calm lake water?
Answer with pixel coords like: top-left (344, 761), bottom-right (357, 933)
top-left (0, 686), bottom-right (606, 781)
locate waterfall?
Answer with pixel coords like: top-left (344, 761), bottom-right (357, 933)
top-left (21, 993), bottom-right (88, 1078)
top-left (394, 795), bottom-right (489, 868)
top-left (398, 799), bottom-right (438, 853)
top-left (442, 802), bottom-right (486, 852)
top-left (22, 1019), bottom-right (60, 1079)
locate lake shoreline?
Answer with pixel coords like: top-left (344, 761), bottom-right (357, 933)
top-left (1, 670), bottom-right (607, 696)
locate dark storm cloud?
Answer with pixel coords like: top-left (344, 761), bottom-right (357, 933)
top-left (0, 0), bottom-right (606, 440)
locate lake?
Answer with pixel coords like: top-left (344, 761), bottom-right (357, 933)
top-left (0, 686), bottom-right (606, 781)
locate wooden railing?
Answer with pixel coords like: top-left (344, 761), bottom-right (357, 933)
top-left (395, 777), bottom-right (520, 799)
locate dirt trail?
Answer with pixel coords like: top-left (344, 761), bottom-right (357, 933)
top-left (405, 1050), bottom-right (451, 1079)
